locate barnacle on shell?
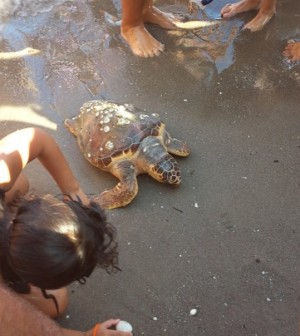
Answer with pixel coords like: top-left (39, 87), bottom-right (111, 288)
top-left (105, 141), bottom-right (114, 150)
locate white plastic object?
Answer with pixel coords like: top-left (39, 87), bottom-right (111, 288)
top-left (116, 320), bottom-right (133, 332)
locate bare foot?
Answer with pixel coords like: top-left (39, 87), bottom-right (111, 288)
top-left (142, 6), bottom-right (177, 29)
top-left (121, 4), bottom-right (179, 57)
top-left (221, 0), bottom-right (260, 18)
top-left (221, 0), bottom-right (275, 31)
top-left (283, 41), bottom-right (300, 61)
top-left (121, 24), bottom-right (164, 57)
top-left (243, 10), bottom-right (274, 31)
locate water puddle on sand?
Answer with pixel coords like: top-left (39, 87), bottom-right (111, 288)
top-left (99, 0), bottom-right (244, 78)
top-left (0, 0), bottom-right (118, 107)
top-left (0, 0), bottom-right (251, 108)
top-left (158, 0), bottom-right (244, 80)
top-left (0, 0), bottom-right (65, 30)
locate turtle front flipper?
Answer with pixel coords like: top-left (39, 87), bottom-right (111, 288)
top-left (91, 160), bottom-right (138, 209)
top-left (139, 136), bottom-right (181, 185)
top-left (164, 131), bottom-right (191, 157)
top-left (149, 154), bottom-right (181, 185)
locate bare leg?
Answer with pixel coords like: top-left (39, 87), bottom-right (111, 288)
top-left (142, 2), bottom-right (177, 29)
top-left (121, 0), bottom-right (176, 57)
top-left (244, 0), bottom-right (276, 32)
top-left (283, 41), bottom-right (300, 61)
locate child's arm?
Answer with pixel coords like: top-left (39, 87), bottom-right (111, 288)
top-left (0, 127), bottom-right (89, 205)
top-left (0, 284), bottom-right (131, 336)
top-left (62, 319), bottom-right (132, 336)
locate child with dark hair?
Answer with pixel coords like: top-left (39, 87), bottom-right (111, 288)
top-left (0, 127), bottom-right (131, 336)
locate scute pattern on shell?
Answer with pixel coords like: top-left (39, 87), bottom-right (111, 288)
top-left (72, 100), bottom-right (163, 169)
top-left (65, 99), bottom-right (191, 209)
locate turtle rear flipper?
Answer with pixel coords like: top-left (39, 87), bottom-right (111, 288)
top-left (92, 160), bottom-right (138, 209)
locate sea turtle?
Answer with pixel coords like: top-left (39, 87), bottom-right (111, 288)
top-left (64, 99), bottom-right (190, 209)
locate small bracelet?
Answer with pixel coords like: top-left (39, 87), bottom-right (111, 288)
top-left (92, 323), bottom-right (101, 336)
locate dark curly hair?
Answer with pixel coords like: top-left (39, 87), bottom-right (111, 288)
top-left (0, 194), bottom-right (119, 295)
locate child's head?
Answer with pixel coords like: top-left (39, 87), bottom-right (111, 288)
top-left (0, 194), bottom-right (119, 291)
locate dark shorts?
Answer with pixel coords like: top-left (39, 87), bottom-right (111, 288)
top-left (0, 188), bottom-right (5, 216)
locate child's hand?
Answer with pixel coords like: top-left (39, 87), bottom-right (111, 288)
top-left (94, 319), bottom-right (133, 336)
top-left (66, 187), bottom-right (90, 206)
top-left (62, 319), bottom-right (133, 336)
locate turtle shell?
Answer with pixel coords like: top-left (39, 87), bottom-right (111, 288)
top-left (72, 100), bottom-right (163, 170)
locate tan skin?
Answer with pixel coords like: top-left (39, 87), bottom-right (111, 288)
top-left (2, 283), bottom-right (129, 336)
top-left (221, 0), bottom-right (276, 32)
top-left (283, 41), bottom-right (300, 61)
top-left (0, 127), bottom-right (131, 336)
top-left (0, 284), bottom-right (64, 336)
top-left (121, 0), bottom-right (177, 57)
top-left (220, 0), bottom-right (300, 61)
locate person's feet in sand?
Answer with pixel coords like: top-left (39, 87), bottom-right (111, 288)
top-left (221, 0), bottom-right (260, 19)
top-left (221, 0), bottom-right (276, 32)
top-left (121, 25), bottom-right (165, 57)
top-left (121, 0), bottom-right (178, 57)
top-left (283, 41), bottom-right (300, 61)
